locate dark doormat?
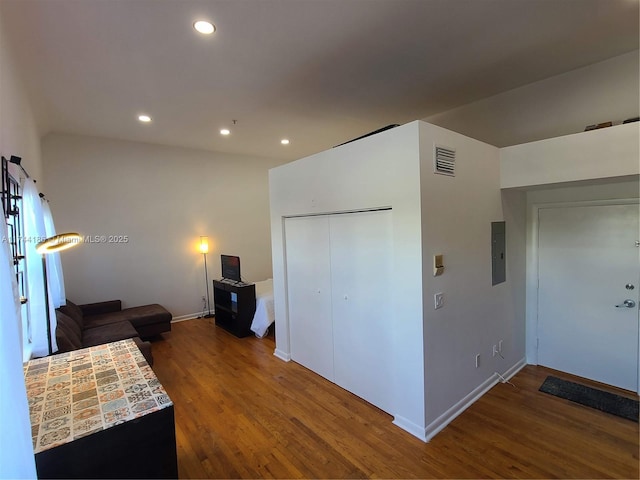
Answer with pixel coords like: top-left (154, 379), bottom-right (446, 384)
top-left (539, 376), bottom-right (639, 422)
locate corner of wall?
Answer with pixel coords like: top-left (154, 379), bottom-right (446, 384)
top-left (418, 124), bottom-right (525, 429)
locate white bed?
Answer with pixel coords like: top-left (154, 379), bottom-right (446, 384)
top-left (250, 278), bottom-right (275, 338)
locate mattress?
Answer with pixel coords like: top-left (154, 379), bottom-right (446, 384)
top-left (250, 278), bottom-right (275, 338)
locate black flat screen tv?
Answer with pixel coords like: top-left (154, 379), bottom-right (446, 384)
top-left (221, 255), bottom-right (241, 282)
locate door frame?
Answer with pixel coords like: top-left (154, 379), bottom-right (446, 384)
top-left (525, 198), bottom-right (640, 393)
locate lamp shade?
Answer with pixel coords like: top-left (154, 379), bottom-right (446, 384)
top-left (199, 236), bottom-right (209, 254)
top-left (36, 233), bottom-right (82, 255)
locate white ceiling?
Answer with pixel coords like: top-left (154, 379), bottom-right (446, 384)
top-left (1, 0), bottom-right (638, 161)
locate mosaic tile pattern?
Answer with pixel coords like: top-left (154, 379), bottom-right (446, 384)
top-left (24, 339), bottom-right (173, 453)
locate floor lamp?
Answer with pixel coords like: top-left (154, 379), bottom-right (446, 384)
top-left (36, 232), bottom-right (82, 355)
top-left (200, 236), bottom-right (213, 318)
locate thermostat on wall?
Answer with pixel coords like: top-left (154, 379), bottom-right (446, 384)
top-left (434, 254), bottom-right (444, 276)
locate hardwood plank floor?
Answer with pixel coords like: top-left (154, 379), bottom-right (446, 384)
top-left (151, 318), bottom-right (639, 479)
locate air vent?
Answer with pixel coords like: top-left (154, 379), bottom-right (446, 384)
top-left (434, 145), bottom-right (455, 176)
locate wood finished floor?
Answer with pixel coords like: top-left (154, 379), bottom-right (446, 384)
top-left (151, 319), bottom-right (639, 479)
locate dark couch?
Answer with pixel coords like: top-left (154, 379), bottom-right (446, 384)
top-left (55, 300), bottom-right (172, 366)
top-left (77, 300), bottom-right (172, 338)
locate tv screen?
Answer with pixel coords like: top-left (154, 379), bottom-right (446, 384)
top-left (221, 255), bottom-right (241, 281)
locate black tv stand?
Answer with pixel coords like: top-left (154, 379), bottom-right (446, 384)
top-left (213, 279), bottom-right (256, 337)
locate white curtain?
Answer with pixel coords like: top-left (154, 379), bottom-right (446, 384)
top-left (0, 215), bottom-right (37, 478)
top-left (22, 179), bottom-right (57, 356)
top-left (42, 200), bottom-right (66, 307)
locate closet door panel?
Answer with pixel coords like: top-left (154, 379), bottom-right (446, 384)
top-left (330, 210), bottom-right (393, 413)
top-left (284, 215), bottom-right (334, 381)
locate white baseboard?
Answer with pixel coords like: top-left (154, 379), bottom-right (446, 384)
top-left (171, 312), bottom-right (205, 323)
top-left (392, 416), bottom-right (427, 442)
top-left (501, 357), bottom-right (527, 382)
top-left (418, 357), bottom-right (527, 442)
top-left (274, 349), bottom-right (291, 361)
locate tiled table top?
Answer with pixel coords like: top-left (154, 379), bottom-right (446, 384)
top-left (24, 339), bottom-right (173, 454)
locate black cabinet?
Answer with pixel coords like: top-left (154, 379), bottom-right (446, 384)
top-left (213, 279), bottom-right (256, 337)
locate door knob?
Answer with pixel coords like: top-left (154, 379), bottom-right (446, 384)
top-left (615, 299), bottom-right (636, 308)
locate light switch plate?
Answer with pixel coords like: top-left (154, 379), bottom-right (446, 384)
top-left (434, 292), bottom-right (444, 309)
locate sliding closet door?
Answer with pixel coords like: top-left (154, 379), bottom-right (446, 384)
top-left (330, 210), bottom-right (393, 413)
top-left (284, 215), bottom-right (334, 381)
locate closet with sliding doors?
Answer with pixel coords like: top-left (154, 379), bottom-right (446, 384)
top-left (284, 209), bottom-right (393, 413)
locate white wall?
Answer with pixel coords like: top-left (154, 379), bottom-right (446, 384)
top-left (0, 8), bottom-right (39, 479)
top-left (499, 123), bottom-right (639, 363)
top-left (501, 187), bottom-right (527, 368)
top-left (418, 123), bottom-right (525, 434)
top-left (425, 52), bottom-right (639, 402)
top-left (500, 123), bottom-right (640, 188)
top-left (270, 122), bottom-right (427, 438)
top-left (424, 51), bottom-right (639, 149)
top-left (0, 7), bottom-right (42, 183)
top-left (43, 133), bottom-right (285, 319)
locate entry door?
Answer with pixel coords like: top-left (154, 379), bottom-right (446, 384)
top-left (537, 203), bottom-right (640, 391)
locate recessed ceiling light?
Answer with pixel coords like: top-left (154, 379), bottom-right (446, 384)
top-left (281, 139), bottom-right (290, 145)
top-left (138, 114), bottom-right (152, 123)
top-left (194, 20), bottom-right (215, 35)
top-left (220, 128), bottom-right (230, 136)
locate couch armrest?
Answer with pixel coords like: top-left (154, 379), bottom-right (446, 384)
top-left (80, 300), bottom-right (122, 317)
top-left (132, 337), bottom-right (154, 366)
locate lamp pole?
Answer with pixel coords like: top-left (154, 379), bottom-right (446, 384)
top-left (36, 232), bottom-right (82, 356)
top-left (204, 251), bottom-right (213, 318)
top-left (200, 236), bottom-right (213, 318)
top-left (41, 256), bottom-right (53, 355)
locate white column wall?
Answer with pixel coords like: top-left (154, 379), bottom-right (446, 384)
top-left (269, 121), bottom-right (427, 438)
top-left (419, 123), bottom-right (524, 436)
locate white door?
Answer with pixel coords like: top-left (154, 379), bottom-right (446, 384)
top-left (285, 215), bottom-right (334, 381)
top-left (537, 203), bottom-right (640, 392)
top-left (330, 210), bottom-right (393, 413)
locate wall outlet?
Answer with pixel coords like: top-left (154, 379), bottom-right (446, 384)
top-left (475, 354), bottom-right (480, 368)
top-left (434, 292), bottom-right (444, 309)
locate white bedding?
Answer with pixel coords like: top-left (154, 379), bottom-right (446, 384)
top-left (250, 278), bottom-right (275, 338)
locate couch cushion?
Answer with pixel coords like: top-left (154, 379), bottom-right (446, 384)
top-left (79, 300), bottom-right (122, 317)
top-left (55, 311), bottom-right (82, 352)
top-left (84, 304), bottom-right (171, 329)
top-left (81, 321), bottom-right (139, 348)
top-left (58, 300), bottom-right (84, 330)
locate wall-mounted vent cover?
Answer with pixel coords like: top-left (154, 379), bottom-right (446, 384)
top-left (434, 145), bottom-right (455, 176)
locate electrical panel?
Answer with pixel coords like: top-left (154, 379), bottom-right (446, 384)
top-left (491, 221), bottom-right (506, 285)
